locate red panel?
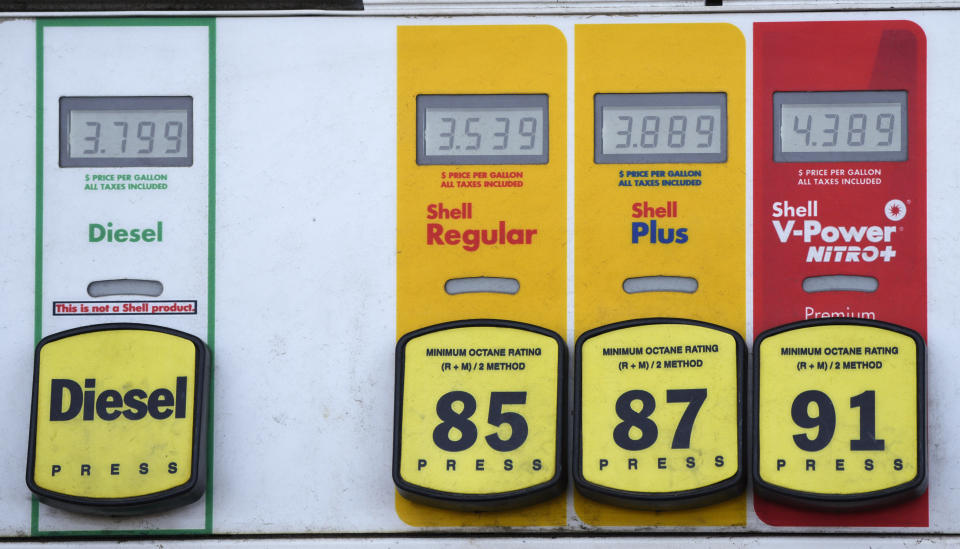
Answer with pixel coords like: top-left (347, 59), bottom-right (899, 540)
top-left (752, 20), bottom-right (927, 527)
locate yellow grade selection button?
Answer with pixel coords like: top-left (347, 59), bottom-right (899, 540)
top-left (574, 319), bottom-right (745, 509)
top-left (393, 320), bottom-right (565, 510)
top-left (27, 323), bottom-right (210, 515)
top-left (753, 319), bottom-right (927, 509)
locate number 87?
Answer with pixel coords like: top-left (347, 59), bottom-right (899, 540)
top-left (613, 389), bottom-right (707, 451)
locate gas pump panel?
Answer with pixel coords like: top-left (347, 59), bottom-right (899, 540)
top-left (29, 19), bottom-right (214, 528)
top-left (28, 323), bottom-right (210, 515)
top-left (573, 23), bottom-right (747, 526)
top-left (3, 6), bottom-right (960, 543)
top-left (394, 25), bottom-right (567, 525)
top-left (752, 20), bottom-right (928, 526)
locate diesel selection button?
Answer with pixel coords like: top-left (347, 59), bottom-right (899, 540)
top-left (27, 323), bottom-right (210, 515)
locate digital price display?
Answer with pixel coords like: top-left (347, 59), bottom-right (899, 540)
top-left (574, 319), bottom-right (745, 509)
top-left (774, 91), bottom-right (907, 162)
top-left (752, 319), bottom-right (926, 509)
top-left (60, 96), bottom-right (193, 167)
top-left (595, 93), bottom-right (726, 163)
top-left (27, 324), bottom-right (210, 515)
top-left (417, 95), bottom-right (548, 165)
top-left (393, 320), bottom-right (565, 510)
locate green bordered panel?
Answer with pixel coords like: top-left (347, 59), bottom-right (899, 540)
top-left (393, 320), bottom-right (566, 510)
top-left (752, 319), bottom-right (927, 509)
top-left (28, 324), bottom-right (210, 515)
top-left (574, 318), bottom-right (746, 509)
top-left (34, 17), bottom-right (216, 535)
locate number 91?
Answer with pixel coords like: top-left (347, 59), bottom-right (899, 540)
top-left (792, 390), bottom-right (884, 452)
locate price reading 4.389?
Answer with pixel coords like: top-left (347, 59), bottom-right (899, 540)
top-left (394, 321), bottom-right (565, 510)
top-left (773, 91), bottom-right (907, 162)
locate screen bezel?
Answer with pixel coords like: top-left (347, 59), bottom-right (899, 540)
top-left (773, 91), bottom-right (908, 163)
top-left (416, 94), bottom-right (549, 166)
top-left (59, 96), bottom-right (194, 168)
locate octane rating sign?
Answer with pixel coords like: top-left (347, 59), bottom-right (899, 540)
top-left (27, 324), bottom-right (210, 515)
top-left (574, 319), bottom-right (745, 509)
top-left (393, 320), bottom-right (565, 510)
top-left (753, 319), bottom-right (926, 509)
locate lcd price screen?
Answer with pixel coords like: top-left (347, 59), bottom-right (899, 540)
top-left (60, 97), bottom-right (193, 168)
top-left (595, 93), bottom-right (727, 164)
top-left (774, 91), bottom-right (907, 162)
top-left (417, 95), bottom-right (548, 165)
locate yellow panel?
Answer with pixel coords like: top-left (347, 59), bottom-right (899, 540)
top-left (574, 23), bottom-right (746, 525)
top-left (757, 324), bottom-right (920, 495)
top-left (397, 25), bottom-right (566, 526)
top-left (393, 493), bottom-right (565, 527)
top-left (33, 329), bottom-right (196, 499)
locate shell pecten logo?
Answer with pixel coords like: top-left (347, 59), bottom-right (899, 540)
top-left (27, 324), bottom-right (209, 515)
